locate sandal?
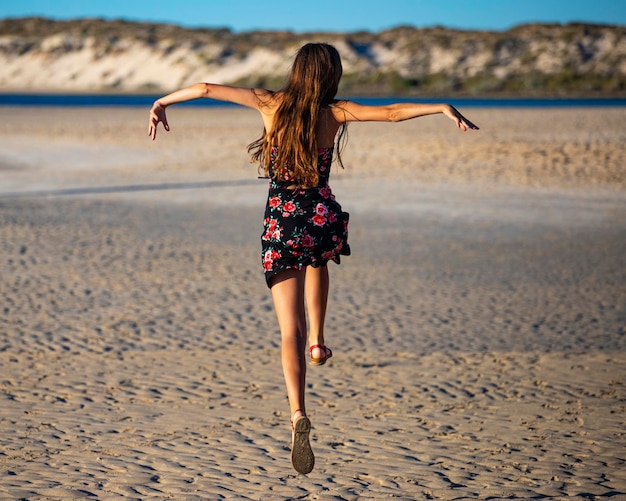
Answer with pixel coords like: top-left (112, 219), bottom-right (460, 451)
top-left (309, 344), bottom-right (333, 366)
top-left (290, 409), bottom-right (314, 474)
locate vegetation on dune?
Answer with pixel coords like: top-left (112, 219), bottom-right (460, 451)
top-left (0, 17), bottom-right (624, 96)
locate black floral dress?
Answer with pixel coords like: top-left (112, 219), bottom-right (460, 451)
top-left (261, 146), bottom-right (350, 287)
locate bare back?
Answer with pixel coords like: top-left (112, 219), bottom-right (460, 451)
top-left (255, 91), bottom-right (343, 149)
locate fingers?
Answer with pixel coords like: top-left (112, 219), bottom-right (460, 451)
top-left (148, 113), bottom-right (157, 139)
top-left (455, 117), bottom-right (468, 131)
top-left (447, 105), bottom-right (479, 132)
top-left (458, 116), bottom-right (479, 131)
top-left (147, 113), bottom-right (170, 140)
top-left (148, 119), bottom-right (158, 140)
top-left (445, 107), bottom-right (474, 132)
top-left (463, 117), bottom-right (479, 130)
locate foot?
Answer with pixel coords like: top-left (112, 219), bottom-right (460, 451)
top-left (309, 344), bottom-right (333, 366)
top-left (290, 410), bottom-right (314, 474)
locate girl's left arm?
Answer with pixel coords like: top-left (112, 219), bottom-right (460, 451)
top-left (333, 100), bottom-right (479, 131)
top-left (148, 83), bottom-right (271, 140)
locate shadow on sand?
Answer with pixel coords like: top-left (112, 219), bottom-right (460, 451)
top-left (0, 178), bottom-right (263, 199)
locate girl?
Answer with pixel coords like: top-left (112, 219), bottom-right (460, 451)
top-left (148, 42), bottom-right (478, 474)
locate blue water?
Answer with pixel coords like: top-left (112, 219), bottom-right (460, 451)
top-left (0, 93), bottom-right (625, 108)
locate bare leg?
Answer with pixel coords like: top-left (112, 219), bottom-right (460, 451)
top-left (270, 269), bottom-right (308, 418)
top-left (271, 268), bottom-right (316, 473)
top-left (305, 265), bottom-right (329, 361)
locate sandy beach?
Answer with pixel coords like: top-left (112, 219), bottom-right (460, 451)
top-left (1, 105), bottom-right (625, 500)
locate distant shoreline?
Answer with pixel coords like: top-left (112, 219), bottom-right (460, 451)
top-left (1, 93), bottom-right (625, 108)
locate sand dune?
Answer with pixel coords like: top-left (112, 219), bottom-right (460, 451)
top-left (0, 106), bottom-right (625, 499)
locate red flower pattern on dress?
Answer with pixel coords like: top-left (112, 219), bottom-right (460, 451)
top-left (312, 214), bottom-right (326, 227)
top-left (315, 203), bottom-right (328, 216)
top-left (263, 249), bottom-right (281, 270)
top-left (301, 234), bottom-right (315, 248)
top-left (319, 186), bottom-right (331, 199)
top-left (269, 196), bottom-right (281, 208)
top-left (261, 146), bottom-right (349, 284)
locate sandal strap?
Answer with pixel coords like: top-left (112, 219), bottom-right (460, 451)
top-left (309, 344), bottom-right (324, 353)
top-left (290, 408), bottom-right (305, 430)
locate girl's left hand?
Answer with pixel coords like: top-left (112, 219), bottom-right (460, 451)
top-left (444, 105), bottom-right (479, 131)
top-left (148, 101), bottom-right (170, 140)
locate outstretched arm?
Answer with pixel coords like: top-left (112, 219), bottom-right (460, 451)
top-left (148, 83), bottom-right (271, 140)
top-left (333, 100), bottom-right (479, 131)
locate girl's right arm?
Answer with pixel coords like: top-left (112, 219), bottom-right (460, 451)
top-left (148, 83), bottom-right (272, 140)
top-left (333, 100), bottom-right (479, 131)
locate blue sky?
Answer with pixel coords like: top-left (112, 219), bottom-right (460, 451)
top-left (1, 0), bottom-right (624, 32)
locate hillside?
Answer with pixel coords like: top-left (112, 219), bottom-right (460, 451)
top-left (0, 17), bottom-right (624, 96)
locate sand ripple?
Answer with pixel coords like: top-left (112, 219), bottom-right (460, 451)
top-left (1, 106), bottom-right (625, 499)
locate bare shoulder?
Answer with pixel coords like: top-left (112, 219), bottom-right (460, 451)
top-left (253, 90), bottom-right (282, 130)
top-left (253, 89), bottom-right (284, 115)
top-left (329, 99), bottom-right (350, 122)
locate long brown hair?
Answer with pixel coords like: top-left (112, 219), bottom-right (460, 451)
top-left (248, 43), bottom-right (347, 186)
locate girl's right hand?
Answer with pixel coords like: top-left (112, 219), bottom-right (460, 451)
top-left (148, 101), bottom-right (170, 140)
